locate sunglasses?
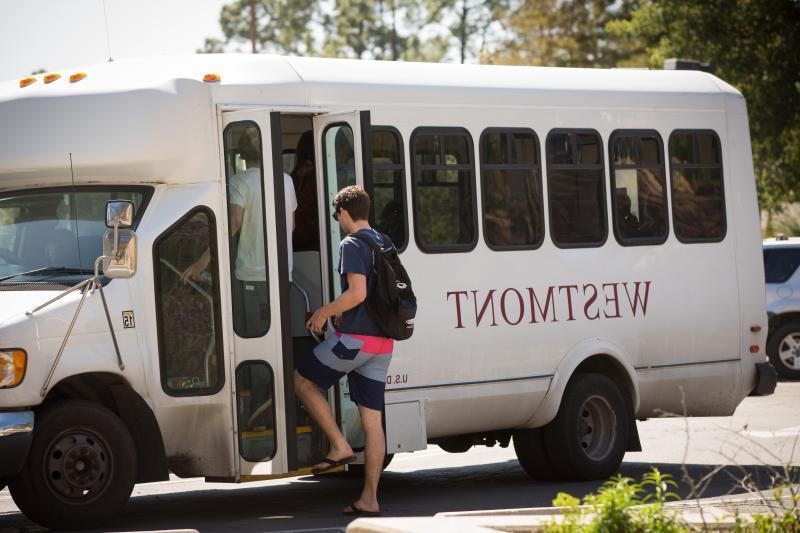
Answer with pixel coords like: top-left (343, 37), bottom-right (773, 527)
top-left (332, 208), bottom-right (340, 221)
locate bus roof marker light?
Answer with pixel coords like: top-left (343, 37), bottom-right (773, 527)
top-left (69, 73), bottom-right (87, 83)
top-left (44, 73), bottom-right (61, 84)
top-left (19, 77), bottom-right (36, 88)
top-left (203, 73), bottom-right (221, 83)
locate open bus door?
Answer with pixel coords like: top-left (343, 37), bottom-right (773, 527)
top-left (218, 109), bottom-right (296, 481)
top-left (312, 111), bottom-right (373, 456)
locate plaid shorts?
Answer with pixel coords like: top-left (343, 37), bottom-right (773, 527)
top-left (296, 332), bottom-right (393, 411)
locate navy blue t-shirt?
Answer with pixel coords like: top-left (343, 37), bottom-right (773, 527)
top-left (337, 228), bottom-right (387, 337)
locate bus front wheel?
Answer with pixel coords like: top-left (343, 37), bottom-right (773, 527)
top-left (8, 400), bottom-right (137, 531)
top-left (543, 373), bottom-right (629, 481)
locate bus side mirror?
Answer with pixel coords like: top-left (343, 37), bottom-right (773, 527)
top-left (102, 229), bottom-right (137, 279)
top-left (106, 200), bottom-right (134, 229)
top-left (102, 200), bottom-right (137, 279)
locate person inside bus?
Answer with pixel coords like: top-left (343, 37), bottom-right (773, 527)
top-left (616, 190), bottom-right (640, 237)
top-left (294, 185), bottom-right (394, 517)
top-left (181, 127), bottom-right (298, 332)
top-left (291, 130), bottom-right (319, 252)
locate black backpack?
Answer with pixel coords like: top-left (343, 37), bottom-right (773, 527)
top-left (351, 231), bottom-right (417, 340)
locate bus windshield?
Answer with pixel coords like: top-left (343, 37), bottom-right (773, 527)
top-left (0, 188), bottom-right (149, 285)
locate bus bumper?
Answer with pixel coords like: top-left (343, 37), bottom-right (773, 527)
top-left (0, 411), bottom-right (33, 478)
top-left (750, 363), bottom-right (777, 396)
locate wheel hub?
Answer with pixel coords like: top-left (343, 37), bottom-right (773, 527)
top-left (45, 431), bottom-right (111, 501)
top-left (778, 333), bottom-right (800, 371)
top-left (577, 395), bottom-right (617, 462)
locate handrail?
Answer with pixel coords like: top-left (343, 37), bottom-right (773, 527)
top-left (289, 279), bottom-right (321, 343)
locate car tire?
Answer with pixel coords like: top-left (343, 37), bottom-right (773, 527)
top-left (513, 427), bottom-right (560, 481)
top-left (542, 373), bottom-right (629, 481)
top-left (8, 400), bottom-right (137, 531)
top-left (767, 322), bottom-right (800, 379)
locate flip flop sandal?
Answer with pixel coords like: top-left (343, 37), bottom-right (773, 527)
top-left (343, 502), bottom-right (381, 517)
top-left (310, 455), bottom-right (356, 475)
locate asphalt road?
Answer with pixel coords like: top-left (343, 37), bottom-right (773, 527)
top-left (1, 381), bottom-right (798, 533)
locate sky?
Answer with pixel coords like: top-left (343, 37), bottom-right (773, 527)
top-left (0, 0), bottom-right (230, 82)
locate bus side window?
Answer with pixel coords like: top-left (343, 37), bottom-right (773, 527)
top-left (154, 207), bottom-right (224, 396)
top-left (609, 130), bottom-right (669, 245)
top-left (668, 130), bottom-right (726, 243)
top-left (411, 127), bottom-right (478, 253)
top-left (545, 130), bottom-right (607, 248)
top-left (371, 127), bottom-right (408, 251)
top-left (479, 128), bottom-right (544, 250)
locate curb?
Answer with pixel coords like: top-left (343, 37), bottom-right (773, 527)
top-left (347, 489), bottom-right (799, 532)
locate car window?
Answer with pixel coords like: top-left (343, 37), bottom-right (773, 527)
top-left (764, 248), bottom-right (800, 283)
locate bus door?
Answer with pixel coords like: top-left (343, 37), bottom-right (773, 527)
top-left (312, 111), bottom-right (373, 454)
top-left (220, 109), bottom-right (295, 479)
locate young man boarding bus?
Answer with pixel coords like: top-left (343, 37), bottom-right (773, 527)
top-left (295, 185), bottom-right (394, 516)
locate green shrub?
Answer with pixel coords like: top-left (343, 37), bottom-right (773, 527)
top-left (545, 467), bottom-right (683, 532)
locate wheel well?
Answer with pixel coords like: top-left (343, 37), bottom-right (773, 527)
top-left (44, 373), bottom-right (169, 483)
top-left (768, 312), bottom-right (800, 339)
top-left (572, 354), bottom-right (641, 452)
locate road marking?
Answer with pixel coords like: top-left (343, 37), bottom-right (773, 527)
top-left (742, 425), bottom-right (800, 438)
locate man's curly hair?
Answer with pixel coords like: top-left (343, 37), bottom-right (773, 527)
top-left (333, 185), bottom-right (370, 221)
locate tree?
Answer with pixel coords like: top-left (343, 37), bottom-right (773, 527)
top-left (321, 0), bottom-right (454, 61)
top-left (217, 0), bottom-right (320, 55)
top-left (196, 38), bottom-right (226, 54)
top-left (491, 0), bottom-right (643, 67)
top-left (444, 0), bottom-right (507, 63)
top-left (607, 0), bottom-right (800, 214)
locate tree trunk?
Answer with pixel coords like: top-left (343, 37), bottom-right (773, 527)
top-left (249, 0), bottom-right (257, 53)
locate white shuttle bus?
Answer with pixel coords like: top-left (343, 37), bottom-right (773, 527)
top-left (0, 55), bottom-right (776, 529)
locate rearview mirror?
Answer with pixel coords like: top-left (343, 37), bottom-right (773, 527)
top-left (102, 229), bottom-right (137, 279)
top-left (106, 200), bottom-right (134, 229)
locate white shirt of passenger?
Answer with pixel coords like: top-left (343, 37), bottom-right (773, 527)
top-left (284, 172), bottom-right (298, 280)
top-left (229, 167), bottom-right (265, 281)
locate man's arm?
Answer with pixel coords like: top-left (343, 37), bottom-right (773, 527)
top-left (181, 203), bottom-right (244, 283)
top-left (306, 272), bottom-right (366, 332)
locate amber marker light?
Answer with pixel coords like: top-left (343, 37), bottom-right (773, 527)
top-left (203, 73), bottom-right (221, 83)
top-left (44, 73), bottom-right (61, 84)
top-left (69, 72), bottom-right (87, 83)
top-left (19, 77), bottom-right (36, 88)
top-left (0, 349), bottom-right (26, 388)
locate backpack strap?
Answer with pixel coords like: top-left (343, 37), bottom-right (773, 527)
top-left (349, 230), bottom-right (394, 254)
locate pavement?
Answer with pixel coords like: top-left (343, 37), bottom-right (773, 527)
top-left (348, 488), bottom-right (800, 532)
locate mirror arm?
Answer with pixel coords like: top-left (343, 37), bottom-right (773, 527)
top-left (112, 220), bottom-right (120, 258)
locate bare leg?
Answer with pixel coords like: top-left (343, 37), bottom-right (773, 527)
top-left (293, 370), bottom-right (352, 466)
top-left (347, 404), bottom-right (384, 513)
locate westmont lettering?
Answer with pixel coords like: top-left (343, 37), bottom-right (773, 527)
top-left (446, 282), bottom-right (652, 329)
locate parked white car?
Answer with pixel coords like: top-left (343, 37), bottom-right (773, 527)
top-left (764, 235), bottom-right (800, 378)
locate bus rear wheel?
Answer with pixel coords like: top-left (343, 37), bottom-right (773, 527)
top-left (543, 373), bottom-right (629, 481)
top-left (512, 427), bottom-right (559, 481)
top-left (8, 400), bottom-right (137, 530)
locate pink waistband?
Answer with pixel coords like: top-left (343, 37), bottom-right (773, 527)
top-left (336, 332), bottom-right (394, 354)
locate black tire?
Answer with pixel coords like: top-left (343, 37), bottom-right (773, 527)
top-left (513, 427), bottom-right (560, 481)
top-left (543, 373), bottom-right (629, 481)
top-left (767, 322), bottom-right (800, 379)
top-left (8, 400), bottom-right (137, 530)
